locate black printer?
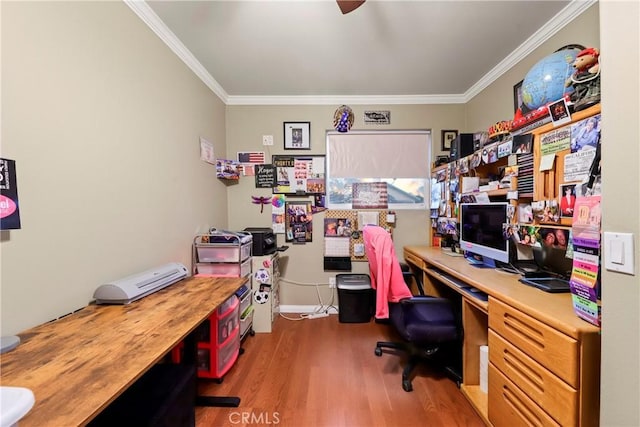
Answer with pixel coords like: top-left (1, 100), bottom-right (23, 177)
top-left (243, 227), bottom-right (277, 256)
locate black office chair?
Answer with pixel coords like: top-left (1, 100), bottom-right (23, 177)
top-left (363, 225), bottom-right (460, 392)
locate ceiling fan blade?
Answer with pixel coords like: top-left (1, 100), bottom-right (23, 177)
top-left (337, 0), bottom-right (365, 14)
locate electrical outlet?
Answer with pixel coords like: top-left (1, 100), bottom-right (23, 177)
top-left (262, 135), bottom-right (274, 146)
top-left (329, 277), bottom-right (336, 288)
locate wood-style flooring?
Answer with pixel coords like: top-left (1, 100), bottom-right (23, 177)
top-left (196, 314), bottom-right (484, 427)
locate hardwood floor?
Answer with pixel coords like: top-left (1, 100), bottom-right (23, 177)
top-left (196, 314), bottom-right (484, 427)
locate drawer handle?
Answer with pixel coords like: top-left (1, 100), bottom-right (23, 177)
top-left (503, 383), bottom-right (544, 427)
top-left (504, 313), bottom-right (545, 349)
top-left (503, 349), bottom-right (544, 393)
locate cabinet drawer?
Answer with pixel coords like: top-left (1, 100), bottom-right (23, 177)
top-left (489, 330), bottom-right (577, 426)
top-left (489, 364), bottom-right (561, 427)
top-left (489, 298), bottom-right (578, 387)
top-left (403, 251), bottom-right (425, 270)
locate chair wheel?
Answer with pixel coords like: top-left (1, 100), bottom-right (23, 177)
top-left (374, 347), bottom-right (382, 357)
top-left (402, 379), bottom-right (413, 392)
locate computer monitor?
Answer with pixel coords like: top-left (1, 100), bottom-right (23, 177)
top-left (459, 202), bottom-right (509, 265)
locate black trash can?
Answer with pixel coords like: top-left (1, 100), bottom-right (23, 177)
top-left (337, 274), bottom-right (374, 323)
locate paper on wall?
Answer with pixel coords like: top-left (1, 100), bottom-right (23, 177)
top-left (539, 153), bottom-right (556, 171)
top-left (200, 137), bottom-right (215, 164)
top-left (358, 211), bottom-right (379, 230)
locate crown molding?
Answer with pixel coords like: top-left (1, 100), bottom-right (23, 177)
top-left (123, 0), bottom-right (230, 104)
top-left (128, 0), bottom-right (596, 106)
top-left (225, 94), bottom-right (466, 106)
top-left (464, 0), bottom-right (597, 102)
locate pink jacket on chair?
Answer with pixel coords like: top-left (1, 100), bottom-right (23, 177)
top-left (363, 225), bottom-right (412, 319)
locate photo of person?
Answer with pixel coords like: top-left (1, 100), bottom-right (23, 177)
top-left (291, 128), bottom-right (303, 147)
top-left (548, 98), bottom-right (570, 125)
top-left (542, 228), bottom-right (557, 247)
top-left (458, 157), bottom-right (469, 174)
top-left (511, 134), bottom-right (533, 155)
top-left (532, 200), bottom-right (560, 223)
top-left (285, 202), bottom-right (313, 242)
top-left (518, 203), bottom-right (534, 223)
top-left (554, 228), bottom-right (569, 249)
top-left (570, 114), bottom-right (601, 152)
top-left (514, 141), bottom-right (530, 154)
top-left (324, 219), bottom-right (337, 236)
top-left (516, 225), bottom-right (541, 247)
top-left (559, 184), bottom-right (577, 217)
top-left (470, 152), bottom-right (481, 168)
top-left (540, 227), bottom-right (570, 250)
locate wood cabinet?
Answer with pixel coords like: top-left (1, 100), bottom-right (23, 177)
top-left (403, 246), bottom-right (600, 427)
top-left (489, 298), bottom-right (581, 426)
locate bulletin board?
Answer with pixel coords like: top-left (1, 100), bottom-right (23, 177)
top-left (325, 210), bottom-right (391, 261)
top-left (272, 155), bottom-right (325, 195)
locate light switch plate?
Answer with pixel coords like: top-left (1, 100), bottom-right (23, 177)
top-left (604, 232), bottom-right (635, 275)
top-left (262, 135), bottom-right (274, 146)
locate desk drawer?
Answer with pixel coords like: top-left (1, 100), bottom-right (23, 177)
top-left (489, 364), bottom-right (561, 427)
top-left (489, 330), bottom-right (577, 426)
top-left (403, 250), bottom-right (425, 270)
top-left (489, 298), bottom-right (578, 387)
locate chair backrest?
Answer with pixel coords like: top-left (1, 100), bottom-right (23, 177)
top-left (362, 225), bottom-right (412, 319)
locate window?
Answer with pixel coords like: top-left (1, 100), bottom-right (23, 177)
top-left (326, 130), bottom-right (431, 210)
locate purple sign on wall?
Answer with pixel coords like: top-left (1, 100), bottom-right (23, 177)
top-left (0, 158), bottom-right (21, 230)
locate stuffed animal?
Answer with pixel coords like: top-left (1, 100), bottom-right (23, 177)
top-left (568, 47), bottom-right (601, 111)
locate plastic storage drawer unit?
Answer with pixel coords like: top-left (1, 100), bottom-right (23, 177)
top-left (196, 257), bottom-right (251, 277)
top-left (196, 241), bottom-right (251, 263)
top-left (336, 274), bottom-right (374, 323)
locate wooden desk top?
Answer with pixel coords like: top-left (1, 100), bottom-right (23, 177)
top-left (0, 275), bottom-right (247, 427)
top-left (404, 246), bottom-right (600, 339)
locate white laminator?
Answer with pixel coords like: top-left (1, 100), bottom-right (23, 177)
top-left (93, 262), bottom-right (189, 304)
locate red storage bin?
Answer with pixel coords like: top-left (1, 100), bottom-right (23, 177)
top-left (171, 295), bottom-right (240, 379)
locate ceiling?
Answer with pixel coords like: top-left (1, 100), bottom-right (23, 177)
top-left (127, 0), bottom-right (593, 105)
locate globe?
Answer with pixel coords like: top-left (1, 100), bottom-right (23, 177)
top-left (521, 47), bottom-right (581, 110)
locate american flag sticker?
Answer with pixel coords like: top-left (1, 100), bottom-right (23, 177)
top-left (352, 182), bottom-right (389, 209)
top-left (238, 151), bottom-right (266, 164)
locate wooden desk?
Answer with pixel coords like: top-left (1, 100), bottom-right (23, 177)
top-left (404, 246), bottom-right (600, 427)
top-left (0, 276), bottom-right (247, 426)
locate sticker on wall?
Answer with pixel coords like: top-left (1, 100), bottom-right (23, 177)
top-left (333, 105), bottom-right (354, 133)
top-left (254, 269), bottom-right (271, 284)
top-left (254, 289), bottom-right (270, 304)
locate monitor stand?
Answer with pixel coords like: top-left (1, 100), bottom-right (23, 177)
top-left (464, 253), bottom-right (496, 269)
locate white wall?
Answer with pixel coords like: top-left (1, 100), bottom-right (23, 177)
top-left (1, 2), bottom-right (228, 334)
top-left (599, 1), bottom-right (640, 425)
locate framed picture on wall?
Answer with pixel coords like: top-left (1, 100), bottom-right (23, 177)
top-left (285, 200), bottom-right (313, 243)
top-left (513, 80), bottom-right (524, 113)
top-left (441, 130), bottom-right (458, 151)
top-left (283, 121), bottom-right (311, 150)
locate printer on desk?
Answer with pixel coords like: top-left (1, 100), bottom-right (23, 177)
top-left (243, 227), bottom-right (277, 256)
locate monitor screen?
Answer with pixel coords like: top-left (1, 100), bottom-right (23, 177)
top-left (459, 202), bottom-right (509, 264)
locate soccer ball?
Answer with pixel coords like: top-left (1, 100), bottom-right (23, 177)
top-left (254, 291), bottom-right (269, 305)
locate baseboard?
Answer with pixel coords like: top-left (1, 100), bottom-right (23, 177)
top-left (279, 305), bottom-right (339, 314)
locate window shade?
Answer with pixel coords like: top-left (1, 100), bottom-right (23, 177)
top-left (327, 131), bottom-right (431, 178)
